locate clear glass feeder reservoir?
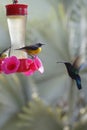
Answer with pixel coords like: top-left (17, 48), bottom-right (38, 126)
top-left (0, 2), bottom-right (44, 75)
top-left (6, 3), bottom-right (28, 58)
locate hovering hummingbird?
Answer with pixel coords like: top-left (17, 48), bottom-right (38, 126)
top-left (15, 43), bottom-right (45, 58)
top-left (0, 47), bottom-right (10, 58)
top-left (57, 56), bottom-right (83, 90)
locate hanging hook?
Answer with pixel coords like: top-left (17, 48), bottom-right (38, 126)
top-left (13, 0), bottom-right (18, 4)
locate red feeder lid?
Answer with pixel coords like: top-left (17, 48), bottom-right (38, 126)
top-left (6, 4), bottom-right (28, 15)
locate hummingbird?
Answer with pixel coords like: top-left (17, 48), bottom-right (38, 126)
top-left (0, 47), bottom-right (10, 58)
top-left (13, 0), bottom-right (18, 4)
top-left (57, 56), bottom-right (83, 90)
top-left (15, 43), bottom-right (45, 58)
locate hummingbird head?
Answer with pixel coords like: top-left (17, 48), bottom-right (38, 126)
top-left (36, 43), bottom-right (45, 47)
top-left (57, 61), bottom-right (72, 71)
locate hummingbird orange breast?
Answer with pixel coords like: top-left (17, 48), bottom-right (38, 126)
top-left (27, 47), bottom-right (42, 55)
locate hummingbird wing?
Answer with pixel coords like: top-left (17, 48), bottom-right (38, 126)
top-left (72, 56), bottom-right (81, 70)
top-left (16, 45), bottom-right (39, 51)
top-left (25, 45), bottom-right (39, 50)
top-left (75, 75), bottom-right (82, 90)
top-left (15, 43), bottom-right (45, 50)
top-left (78, 62), bottom-right (87, 71)
top-left (26, 43), bottom-right (44, 49)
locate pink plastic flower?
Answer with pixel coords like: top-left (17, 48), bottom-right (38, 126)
top-left (24, 56), bottom-right (44, 76)
top-left (0, 58), bottom-right (4, 73)
top-left (1, 56), bottom-right (20, 74)
top-left (17, 58), bottom-right (33, 72)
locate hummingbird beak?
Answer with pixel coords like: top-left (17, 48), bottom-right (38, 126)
top-left (56, 61), bottom-right (66, 64)
top-left (41, 43), bottom-right (45, 46)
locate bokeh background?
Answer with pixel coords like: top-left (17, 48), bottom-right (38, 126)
top-left (0, 0), bottom-right (87, 130)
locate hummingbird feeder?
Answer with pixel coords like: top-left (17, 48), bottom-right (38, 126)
top-left (6, 0), bottom-right (28, 58)
top-left (0, 0), bottom-right (44, 75)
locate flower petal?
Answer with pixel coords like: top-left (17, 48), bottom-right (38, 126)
top-left (24, 70), bottom-right (34, 76)
top-left (38, 65), bottom-right (44, 73)
top-left (34, 56), bottom-right (44, 73)
top-left (23, 56), bottom-right (44, 76)
top-left (1, 56), bottom-right (20, 74)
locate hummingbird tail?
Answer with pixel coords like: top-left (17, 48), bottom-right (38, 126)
top-left (75, 75), bottom-right (82, 90)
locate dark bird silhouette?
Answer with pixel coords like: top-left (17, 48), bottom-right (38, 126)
top-left (13, 0), bottom-right (18, 4)
top-left (57, 56), bottom-right (82, 90)
top-left (15, 43), bottom-right (45, 58)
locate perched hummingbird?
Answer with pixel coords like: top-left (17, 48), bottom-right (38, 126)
top-left (0, 47), bottom-right (10, 58)
top-left (13, 0), bottom-right (18, 4)
top-left (57, 56), bottom-right (83, 90)
top-left (15, 43), bottom-right (45, 58)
